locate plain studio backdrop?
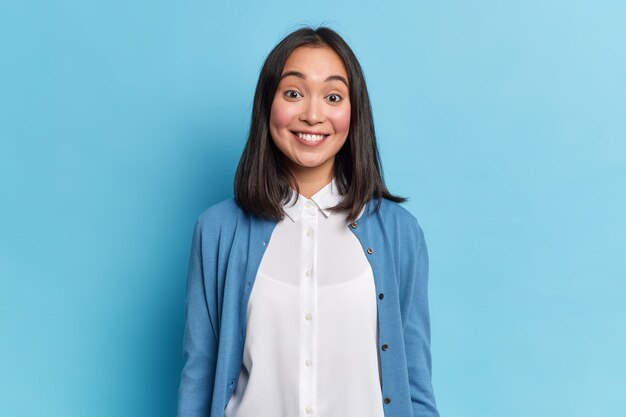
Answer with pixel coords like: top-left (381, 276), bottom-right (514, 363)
top-left (1, 1), bottom-right (625, 416)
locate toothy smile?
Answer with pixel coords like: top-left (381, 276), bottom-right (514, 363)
top-left (293, 131), bottom-right (330, 142)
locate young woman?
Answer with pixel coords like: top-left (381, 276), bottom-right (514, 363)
top-left (177, 26), bottom-right (440, 417)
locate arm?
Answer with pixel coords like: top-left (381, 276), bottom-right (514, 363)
top-left (404, 219), bottom-right (440, 417)
top-left (177, 219), bottom-right (218, 417)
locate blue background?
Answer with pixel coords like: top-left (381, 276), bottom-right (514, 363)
top-left (1, 1), bottom-right (625, 416)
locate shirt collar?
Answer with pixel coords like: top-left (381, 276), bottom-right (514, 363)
top-left (283, 177), bottom-right (342, 223)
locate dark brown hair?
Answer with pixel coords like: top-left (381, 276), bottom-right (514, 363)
top-left (234, 25), bottom-right (407, 223)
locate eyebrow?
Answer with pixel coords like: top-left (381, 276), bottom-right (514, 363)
top-left (280, 71), bottom-right (349, 88)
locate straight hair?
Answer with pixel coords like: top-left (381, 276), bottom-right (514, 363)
top-left (234, 25), bottom-right (407, 224)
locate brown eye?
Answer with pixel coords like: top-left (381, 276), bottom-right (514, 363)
top-left (285, 90), bottom-right (302, 99)
top-left (327, 94), bottom-right (342, 103)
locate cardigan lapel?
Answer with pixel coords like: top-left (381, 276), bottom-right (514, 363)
top-left (239, 214), bottom-right (279, 340)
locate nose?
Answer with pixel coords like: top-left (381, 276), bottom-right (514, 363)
top-left (299, 97), bottom-right (325, 125)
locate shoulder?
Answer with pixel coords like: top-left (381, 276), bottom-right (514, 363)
top-left (377, 198), bottom-right (417, 220)
top-left (197, 197), bottom-right (242, 223)
top-left (366, 198), bottom-right (427, 252)
top-left (373, 198), bottom-right (424, 231)
top-left (193, 197), bottom-right (245, 237)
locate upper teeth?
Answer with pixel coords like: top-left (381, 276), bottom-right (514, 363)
top-left (297, 132), bottom-right (325, 141)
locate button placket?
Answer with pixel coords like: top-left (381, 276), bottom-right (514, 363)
top-left (299, 201), bottom-right (317, 415)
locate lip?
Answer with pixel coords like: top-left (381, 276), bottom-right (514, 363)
top-left (292, 130), bottom-right (329, 135)
top-left (291, 131), bottom-right (330, 147)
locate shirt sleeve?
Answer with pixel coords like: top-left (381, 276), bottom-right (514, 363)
top-left (177, 218), bottom-right (218, 417)
top-left (404, 218), bottom-right (440, 417)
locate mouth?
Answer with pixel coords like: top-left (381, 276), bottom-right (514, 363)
top-left (291, 131), bottom-right (331, 146)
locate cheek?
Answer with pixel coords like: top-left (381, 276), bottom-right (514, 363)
top-left (270, 99), bottom-right (297, 130)
top-left (330, 106), bottom-right (351, 133)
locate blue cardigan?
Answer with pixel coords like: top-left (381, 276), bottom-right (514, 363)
top-left (177, 197), bottom-right (440, 417)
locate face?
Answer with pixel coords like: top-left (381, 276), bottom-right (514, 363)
top-left (269, 45), bottom-right (351, 182)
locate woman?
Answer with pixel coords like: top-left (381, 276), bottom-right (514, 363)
top-left (177, 26), bottom-right (440, 417)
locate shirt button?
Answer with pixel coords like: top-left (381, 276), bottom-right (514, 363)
top-left (305, 406), bottom-right (313, 414)
top-left (305, 313), bottom-right (312, 321)
top-left (305, 359), bottom-right (312, 367)
top-left (306, 229), bottom-right (313, 238)
top-left (305, 201), bottom-right (314, 209)
top-left (305, 270), bottom-right (312, 278)
top-left (382, 344), bottom-right (389, 351)
top-left (384, 397), bottom-right (392, 404)
top-left (378, 293), bottom-right (384, 300)
top-left (367, 247), bottom-right (374, 254)
top-left (350, 222), bottom-right (358, 228)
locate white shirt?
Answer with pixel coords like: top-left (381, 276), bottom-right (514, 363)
top-left (224, 178), bottom-right (385, 417)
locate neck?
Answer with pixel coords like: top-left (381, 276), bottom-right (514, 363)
top-left (287, 159), bottom-right (335, 199)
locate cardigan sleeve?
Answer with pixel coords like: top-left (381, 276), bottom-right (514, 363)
top-left (404, 218), bottom-right (440, 417)
top-left (177, 218), bottom-right (218, 417)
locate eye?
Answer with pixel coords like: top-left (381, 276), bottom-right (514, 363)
top-left (284, 90), bottom-right (302, 99)
top-left (326, 93), bottom-right (342, 103)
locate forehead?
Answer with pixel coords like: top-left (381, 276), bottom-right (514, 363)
top-left (281, 45), bottom-right (348, 80)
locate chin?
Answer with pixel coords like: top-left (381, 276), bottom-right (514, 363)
top-left (296, 162), bottom-right (325, 169)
